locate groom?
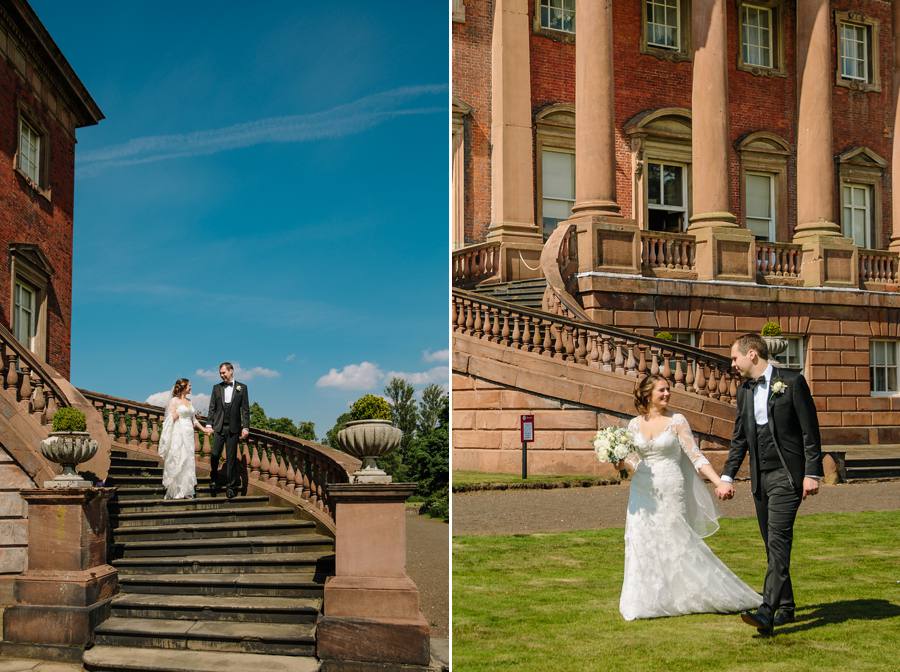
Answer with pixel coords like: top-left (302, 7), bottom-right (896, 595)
top-left (715, 333), bottom-right (823, 635)
top-left (205, 362), bottom-right (250, 499)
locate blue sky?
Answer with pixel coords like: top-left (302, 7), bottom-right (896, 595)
top-left (33, 1), bottom-right (449, 437)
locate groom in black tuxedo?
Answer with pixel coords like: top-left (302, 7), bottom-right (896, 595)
top-left (716, 333), bottom-right (823, 635)
top-left (204, 362), bottom-right (250, 499)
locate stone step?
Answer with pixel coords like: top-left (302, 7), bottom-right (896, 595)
top-left (116, 506), bottom-right (295, 527)
top-left (845, 466), bottom-right (900, 479)
top-left (109, 593), bottom-right (320, 624)
top-left (109, 465), bottom-right (164, 476)
top-left (113, 485), bottom-right (223, 501)
top-left (117, 572), bottom-right (325, 598)
top-left (110, 457), bottom-right (161, 468)
top-left (108, 476), bottom-right (212, 486)
top-left (113, 518), bottom-right (314, 542)
top-left (113, 551), bottom-right (334, 575)
top-left (118, 533), bottom-right (333, 558)
top-left (115, 495), bottom-right (270, 513)
top-left (845, 457), bottom-right (900, 467)
top-left (83, 644), bottom-right (320, 672)
top-left (93, 616), bottom-right (316, 656)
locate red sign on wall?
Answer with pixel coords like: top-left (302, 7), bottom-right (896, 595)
top-left (520, 415), bottom-right (534, 443)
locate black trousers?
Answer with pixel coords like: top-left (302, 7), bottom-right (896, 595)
top-left (210, 426), bottom-right (240, 491)
top-left (752, 466), bottom-right (801, 618)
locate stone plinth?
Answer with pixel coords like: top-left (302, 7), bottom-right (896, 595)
top-left (2, 488), bottom-right (116, 661)
top-left (573, 214), bottom-right (640, 275)
top-left (797, 233), bottom-right (859, 288)
top-left (318, 483), bottom-right (430, 670)
top-left (692, 225), bottom-right (756, 282)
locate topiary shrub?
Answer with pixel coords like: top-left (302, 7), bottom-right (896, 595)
top-left (655, 331), bottom-right (674, 341)
top-left (52, 407), bottom-right (87, 432)
top-left (349, 394), bottom-right (393, 422)
top-left (760, 321), bottom-right (783, 337)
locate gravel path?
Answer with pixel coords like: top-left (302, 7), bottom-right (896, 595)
top-left (406, 509), bottom-right (449, 638)
top-left (452, 480), bottom-right (900, 536)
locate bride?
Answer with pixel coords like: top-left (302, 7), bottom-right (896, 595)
top-left (158, 378), bottom-right (211, 500)
top-left (618, 373), bottom-right (762, 620)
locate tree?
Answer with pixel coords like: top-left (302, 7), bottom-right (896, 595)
top-left (325, 412), bottom-right (352, 448)
top-left (250, 402), bottom-right (268, 429)
top-left (267, 417), bottom-right (299, 436)
top-left (383, 378), bottom-right (417, 481)
top-left (249, 402), bottom-right (316, 441)
top-left (297, 421), bottom-right (316, 441)
top-left (418, 384), bottom-right (447, 433)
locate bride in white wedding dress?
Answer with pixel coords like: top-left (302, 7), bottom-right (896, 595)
top-left (158, 378), bottom-right (211, 500)
top-left (618, 373), bottom-right (762, 621)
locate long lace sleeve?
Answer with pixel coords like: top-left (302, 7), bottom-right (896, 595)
top-left (624, 417), bottom-right (642, 470)
top-left (672, 414), bottom-right (710, 471)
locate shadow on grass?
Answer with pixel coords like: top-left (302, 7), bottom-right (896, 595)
top-left (778, 599), bottom-right (900, 635)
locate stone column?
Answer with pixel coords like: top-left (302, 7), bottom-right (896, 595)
top-left (317, 484), bottom-right (430, 670)
top-left (688, 0), bottom-right (755, 281)
top-left (793, 0), bottom-right (858, 286)
top-left (890, 0), bottom-right (900, 253)
top-left (2, 488), bottom-right (116, 661)
top-left (567, 0), bottom-right (641, 280)
top-left (485, 0), bottom-right (544, 280)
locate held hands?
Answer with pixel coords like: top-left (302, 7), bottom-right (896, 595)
top-left (715, 482), bottom-right (735, 501)
top-left (241, 428), bottom-right (250, 440)
top-left (202, 426), bottom-right (214, 436)
top-left (802, 477), bottom-right (819, 500)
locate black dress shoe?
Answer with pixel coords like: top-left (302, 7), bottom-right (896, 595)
top-left (773, 609), bottom-right (795, 626)
top-left (741, 610), bottom-right (774, 636)
top-left (226, 488), bottom-right (236, 499)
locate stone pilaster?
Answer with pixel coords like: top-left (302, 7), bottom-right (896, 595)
top-left (890, 0), bottom-right (900, 254)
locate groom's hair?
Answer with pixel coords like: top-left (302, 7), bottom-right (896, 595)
top-left (733, 333), bottom-right (769, 360)
top-left (219, 362), bottom-right (234, 372)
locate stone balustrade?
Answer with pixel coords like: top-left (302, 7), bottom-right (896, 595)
top-left (79, 390), bottom-right (357, 523)
top-left (452, 241), bottom-right (501, 288)
top-left (756, 241), bottom-right (802, 280)
top-left (859, 248), bottom-right (899, 286)
top-left (453, 288), bottom-right (741, 404)
top-left (0, 324), bottom-right (68, 424)
top-left (640, 231), bottom-right (696, 274)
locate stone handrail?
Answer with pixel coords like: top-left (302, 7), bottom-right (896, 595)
top-left (540, 222), bottom-right (590, 321)
top-left (640, 231), bottom-right (696, 272)
top-left (79, 389), bottom-right (358, 527)
top-left (756, 241), bottom-right (802, 278)
top-left (0, 322), bottom-right (69, 423)
top-left (859, 248), bottom-right (899, 284)
top-left (453, 288), bottom-right (741, 404)
top-left (452, 240), bottom-right (501, 288)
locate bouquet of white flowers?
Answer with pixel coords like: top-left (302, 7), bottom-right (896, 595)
top-left (593, 426), bottom-right (636, 466)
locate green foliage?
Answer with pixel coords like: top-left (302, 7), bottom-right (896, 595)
top-left (418, 384), bottom-right (448, 433)
top-left (52, 407), bottom-right (87, 432)
top-left (296, 421), bottom-right (316, 441)
top-left (419, 485), bottom-right (448, 521)
top-left (761, 321), bottom-right (783, 337)
top-left (349, 394), bottom-right (393, 421)
top-left (249, 401), bottom-right (316, 442)
top-left (249, 402), bottom-right (268, 429)
top-left (654, 331), bottom-right (674, 341)
top-left (324, 412), bottom-right (352, 448)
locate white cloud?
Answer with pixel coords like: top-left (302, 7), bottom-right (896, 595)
top-left (422, 349), bottom-right (449, 363)
top-left (189, 393), bottom-right (211, 415)
top-left (145, 390), bottom-right (211, 416)
top-left (77, 84), bottom-right (446, 176)
top-left (385, 366), bottom-right (448, 387)
top-left (316, 362), bottom-right (384, 390)
top-left (285, 353), bottom-right (296, 362)
top-left (195, 362), bottom-right (281, 382)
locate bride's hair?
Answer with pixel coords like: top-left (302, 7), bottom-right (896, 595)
top-left (634, 374), bottom-right (667, 414)
top-left (172, 378), bottom-right (190, 398)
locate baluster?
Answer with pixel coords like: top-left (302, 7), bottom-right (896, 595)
top-left (300, 455), bottom-right (312, 499)
top-left (520, 316), bottom-right (532, 351)
top-left (284, 453), bottom-right (296, 493)
top-left (650, 350), bottom-right (660, 376)
top-left (455, 299), bottom-right (466, 331)
top-left (729, 376), bottom-right (739, 401)
top-left (637, 346), bottom-right (648, 375)
top-left (106, 405), bottom-right (116, 438)
top-left (684, 359), bottom-right (695, 391)
top-left (695, 363), bottom-right (707, 396)
top-left (601, 337), bottom-right (612, 371)
top-left (661, 352), bottom-right (672, 382)
top-left (647, 238), bottom-right (657, 267)
top-left (707, 368), bottom-right (719, 399)
top-left (550, 324), bottom-right (563, 359)
top-left (128, 411), bottom-right (139, 445)
top-left (588, 334), bottom-right (600, 368)
top-left (30, 378), bottom-right (45, 416)
top-left (673, 356), bottom-right (685, 390)
top-left (575, 330), bottom-right (587, 364)
top-left (117, 407), bottom-right (128, 442)
top-left (249, 439), bottom-right (261, 480)
top-left (501, 311), bottom-right (511, 344)
top-left (194, 426), bottom-right (201, 455)
top-left (276, 447), bottom-right (289, 489)
top-left (614, 341), bottom-right (625, 374)
top-left (511, 315), bottom-right (521, 348)
top-left (260, 442), bottom-right (273, 481)
top-left (563, 326), bottom-right (576, 361)
top-left (491, 308), bottom-right (501, 342)
top-left (718, 368), bottom-right (729, 399)
top-left (17, 365), bottom-right (32, 402)
top-left (625, 343), bottom-right (637, 376)
top-left (542, 321), bottom-right (553, 356)
top-left (150, 418), bottom-right (160, 449)
top-left (0, 342), bottom-right (8, 388)
top-left (45, 392), bottom-right (58, 425)
top-left (4, 347), bottom-right (18, 391)
top-left (308, 459), bottom-right (320, 507)
top-left (472, 304), bottom-right (483, 337)
top-left (464, 302), bottom-right (474, 333)
top-left (139, 413), bottom-right (150, 448)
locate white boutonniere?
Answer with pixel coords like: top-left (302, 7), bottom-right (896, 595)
top-left (771, 380), bottom-right (787, 395)
top-left (236, 385), bottom-right (242, 392)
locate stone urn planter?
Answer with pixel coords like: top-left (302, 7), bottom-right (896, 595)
top-left (336, 419), bottom-right (403, 484)
top-left (40, 431), bottom-right (98, 488)
top-left (762, 336), bottom-right (788, 358)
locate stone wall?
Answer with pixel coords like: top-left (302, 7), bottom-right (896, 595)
top-left (0, 444), bottom-right (32, 576)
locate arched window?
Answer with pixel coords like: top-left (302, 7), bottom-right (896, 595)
top-left (737, 132), bottom-right (790, 242)
top-left (535, 104), bottom-right (575, 241)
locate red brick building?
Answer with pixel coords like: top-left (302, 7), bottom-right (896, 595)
top-left (452, 0), bottom-right (900, 473)
top-left (0, 0), bottom-right (103, 378)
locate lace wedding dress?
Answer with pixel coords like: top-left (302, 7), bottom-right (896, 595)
top-left (619, 413), bottom-right (762, 620)
top-left (158, 400), bottom-right (198, 500)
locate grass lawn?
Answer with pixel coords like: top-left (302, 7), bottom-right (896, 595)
top-left (452, 470), bottom-right (614, 490)
top-left (453, 511), bottom-right (900, 671)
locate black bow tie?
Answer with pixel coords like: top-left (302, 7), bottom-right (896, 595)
top-left (223, 382), bottom-right (233, 387)
top-left (749, 375), bottom-right (767, 389)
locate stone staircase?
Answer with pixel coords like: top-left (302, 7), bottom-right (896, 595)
top-left (472, 277), bottom-right (547, 309)
top-left (843, 447), bottom-right (900, 480)
top-left (82, 449), bottom-right (333, 671)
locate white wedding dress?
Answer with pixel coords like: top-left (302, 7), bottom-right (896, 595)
top-left (158, 400), bottom-right (198, 500)
top-left (619, 413), bottom-right (762, 620)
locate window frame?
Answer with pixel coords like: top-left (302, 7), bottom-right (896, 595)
top-left (646, 160), bottom-right (689, 233)
top-left (15, 109), bottom-right (51, 197)
top-left (452, 98), bottom-right (472, 250)
top-left (744, 171), bottom-right (776, 242)
top-left (736, 0), bottom-right (786, 77)
top-left (641, 0), bottom-right (692, 62)
top-left (9, 244), bottom-right (51, 361)
top-left (540, 148), bottom-right (576, 241)
top-left (533, 0), bottom-right (576, 43)
top-left (835, 11), bottom-right (881, 93)
top-left (669, 331), bottom-right (697, 347)
top-left (870, 340), bottom-right (899, 396)
top-left (841, 182), bottom-right (873, 249)
top-left (837, 147), bottom-right (886, 250)
top-left (535, 105), bottom-right (576, 242)
top-left (453, 0), bottom-right (465, 23)
top-left (737, 132), bottom-right (790, 242)
top-left (773, 336), bottom-right (806, 372)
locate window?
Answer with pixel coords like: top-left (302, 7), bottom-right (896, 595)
top-left (774, 337), bottom-right (805, 371)
top-left (539, 0), bottom-right (575, 34)
top-left (842, 183), bottom-right (872, 248)
top-left (17, 118), bottom-right (41, 185)
top-left (13, 279), bottom-right (36, 351)
top-left (541, 149), bottom-right (575, 240)
top-left (452, 98), bottom-right (472, 249)
top-left (870, 341), bottom-right (898, 394)
top-left (670, 331), bottom-right (697, 347)
top-left (741, 4), bottom-right (773, 68)
top-left (646, 0), bottom-right (680, 49)
top-left (453, 0), bottom-right (465, 23)
top-left (835, 12), bottom-right (881, 92)
top-left (647, 161), bottom-right (687, 233)
top-left (745, 173), bottom-right (775, 241)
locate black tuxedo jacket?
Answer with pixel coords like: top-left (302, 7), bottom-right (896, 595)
top-left (724, 366), bottom-right (823, 495)
top-left (206, 381), bottom-right (250, 434)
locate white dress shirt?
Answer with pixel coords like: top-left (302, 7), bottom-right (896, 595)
top-left (223, 381), bottom-right (234, 404)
